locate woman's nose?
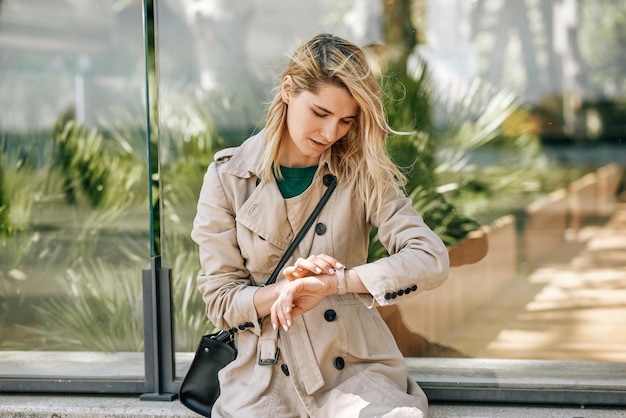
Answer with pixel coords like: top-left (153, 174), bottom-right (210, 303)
top-left (321, 121), bottom-right (338, 142)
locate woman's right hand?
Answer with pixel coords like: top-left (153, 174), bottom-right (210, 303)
top-left (282, 254), bottom-right (345, 281)
top-left (270, 273), bottom-right (335, 331)
top-left (255, 254), bottom-right (348, 327)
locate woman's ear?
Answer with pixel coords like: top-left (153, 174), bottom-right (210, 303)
top-left (281, 75), bottom-right (293, 104)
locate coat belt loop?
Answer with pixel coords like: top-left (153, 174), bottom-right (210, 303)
top-left (258, 317), bottom-right (279, 365)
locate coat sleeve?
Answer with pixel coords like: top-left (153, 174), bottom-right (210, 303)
top-left (191, 163), bottom-right (260, 335)
top-left (351, 181), bottom-right (450, 307)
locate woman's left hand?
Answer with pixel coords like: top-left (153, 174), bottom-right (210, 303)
top-left (283, 254), bottom-right (345, 281)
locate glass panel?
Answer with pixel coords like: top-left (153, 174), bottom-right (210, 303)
top-left (155, 0), bottom-right (387, 379)
top-left (412, 0), bottom-right (626, 365)
top-left (0, 0), bottom-right (148, 381)
top-left (157, 0), bottom-right (625, 396)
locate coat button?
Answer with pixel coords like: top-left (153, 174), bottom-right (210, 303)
top-left (391, 292), bottom-right (398, 299)
top-left (411, 284), bottom-right (418, 291)
top-left (384, 292), bottom-right (392, 300)
top-left (323, 174), bottom-right (336, 186)
top-left (315, 222), bottom-right (327, 235)
top-left (281, 364), bottom-right (290, 376)
top-left (334, 356), bottom-right (345, 370)
top-left (398, 289), bottom-right (404, 296)
top-left (324, 309), bottom-right (337, 322)
top-left (405, 287), bottom-right (412, 294)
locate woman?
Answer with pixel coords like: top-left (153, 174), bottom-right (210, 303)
top-left (191, 33), bottom-right (450, 418)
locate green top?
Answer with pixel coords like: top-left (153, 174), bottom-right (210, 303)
top-left (276, 165), bottom-right (318, 198)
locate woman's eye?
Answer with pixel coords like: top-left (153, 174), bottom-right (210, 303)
top-left (313, 111), bottom-right (325, 117)
top-left (341, 119), bottom-right (353, 125)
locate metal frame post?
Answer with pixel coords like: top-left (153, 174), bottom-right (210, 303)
top-left (141, 256), bottom-right (177, 401)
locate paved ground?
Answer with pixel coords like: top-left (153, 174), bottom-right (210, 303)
top-left (440, 202), bottom-right (626, 363)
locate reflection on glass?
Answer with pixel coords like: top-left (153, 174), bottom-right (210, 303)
top-left (0, 0), bottom-right (148, 379)
top-left (405, 0), bottom-right (626, 365)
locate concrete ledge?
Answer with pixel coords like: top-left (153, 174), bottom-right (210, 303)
top-left (0, 395), bottom-right (197, 418)
top-left (430, 403), bottom-right (626, 417)
top-left (1, 395), bottom-right (625, 417)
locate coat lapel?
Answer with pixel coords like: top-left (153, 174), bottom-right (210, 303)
top-left (224, 130), bottom-right (335, 257)
top-left (236, 178), bottom-right (292, 251)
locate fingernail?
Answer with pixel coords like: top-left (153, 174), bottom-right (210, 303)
top-left (272, 322), bottom-right (277, 330)
top-left (336, 262), bottom-right (344, 268)
top-left (329, 268), bottom-right (336, 274)
top-left (283, 324), bottom-right (289, 332)
top-left (285, 305), bottom-right (290, 313)
top-left (287, 319), bottom-right (292, 327)
top-left (315, 267), bottom-right (322, 274)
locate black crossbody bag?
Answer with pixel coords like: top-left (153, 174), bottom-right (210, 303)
top-left (179, 174), bottom-right (338, 417)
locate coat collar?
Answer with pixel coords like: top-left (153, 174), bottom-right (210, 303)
top-left (218, 129), bottom-right (336, 180)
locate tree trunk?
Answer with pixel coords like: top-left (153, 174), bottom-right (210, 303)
top-left (382, 0), bottom-right (417, 70)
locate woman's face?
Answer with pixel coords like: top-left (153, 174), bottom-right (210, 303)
top-left (279, 77), bottom-right (359, 168)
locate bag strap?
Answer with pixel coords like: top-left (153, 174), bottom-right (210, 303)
top-left (264, 173), bottom-right (338, 286)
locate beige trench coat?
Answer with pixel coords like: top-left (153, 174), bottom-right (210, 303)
top-left (191, 131), bottom-right (450, 418)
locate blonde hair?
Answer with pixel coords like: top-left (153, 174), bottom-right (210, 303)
top-left (257, 33), bottom-right (406, 207)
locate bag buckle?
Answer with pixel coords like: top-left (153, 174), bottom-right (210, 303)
top-left (258, 348), bottom-right (280, 365)
top-left (213, 330), bottom-right (233, 343)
